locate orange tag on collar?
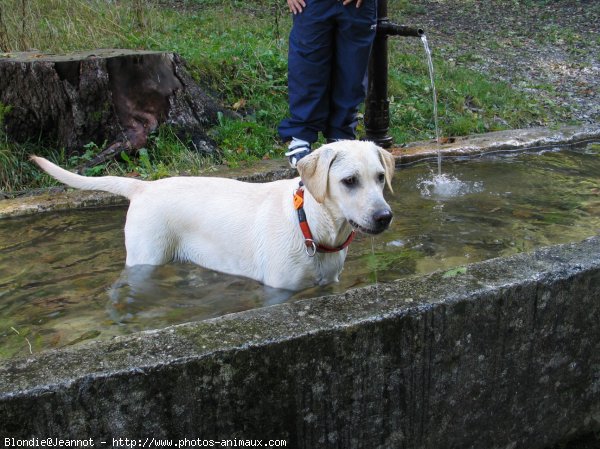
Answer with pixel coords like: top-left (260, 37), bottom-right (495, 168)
top-left (293, 190), bottom-right (304, 210)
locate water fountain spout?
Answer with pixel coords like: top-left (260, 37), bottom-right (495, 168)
top-left (378, 22), bottom-right (424, 38)
top-left (364, 0), bottom-right (424, 148)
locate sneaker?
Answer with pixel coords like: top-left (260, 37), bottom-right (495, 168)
top-left (285, 143), bottom-right (311, 168)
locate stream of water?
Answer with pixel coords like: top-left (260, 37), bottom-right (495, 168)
top-left (420, 33), bottom-right (485, 202)
top-left (421, 34), bottom-right (442, 175)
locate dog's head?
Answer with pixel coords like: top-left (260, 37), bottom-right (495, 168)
top-left (297, 140), bottom-right (395, 234)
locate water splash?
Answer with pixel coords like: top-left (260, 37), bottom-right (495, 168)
top-left (421, 34), bottom-right (441, 175)
top-left (418, 173), bottom-right (484, 199)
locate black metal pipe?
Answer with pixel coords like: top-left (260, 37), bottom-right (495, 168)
top-left (379, 23), bottom-right (424, 38)
top-left (364, 0), bottom-right (423, 148)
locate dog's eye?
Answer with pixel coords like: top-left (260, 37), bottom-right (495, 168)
top-left (342, 176), bottom-right (358, 187)
top-left (377, 172), bottom-right (386, 183)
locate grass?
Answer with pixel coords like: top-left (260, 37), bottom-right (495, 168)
top-left (0, 0), bottom-right (555, 193)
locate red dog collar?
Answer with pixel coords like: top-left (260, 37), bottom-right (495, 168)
top-left (293, 183), bottom-right (356, 257)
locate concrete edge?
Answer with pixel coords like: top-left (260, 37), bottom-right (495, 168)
top-left (392, 124), bottom-right (600, 165)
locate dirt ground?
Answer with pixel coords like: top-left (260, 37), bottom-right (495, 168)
top-left (394, 0), bottom-right (599, 126)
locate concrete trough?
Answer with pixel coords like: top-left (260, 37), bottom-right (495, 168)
top-left (1, 125), bottom-right (599, 448)
top-left (1, 236), bottom-right (599, 448)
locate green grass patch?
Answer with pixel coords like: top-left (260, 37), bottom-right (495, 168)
top-left (387, 50), bottom-right (550, 143)
top-left (0, 0), bottom-right (557, 192)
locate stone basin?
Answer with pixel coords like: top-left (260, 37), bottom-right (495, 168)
top-left (0, 125), bottom-right (599, 448)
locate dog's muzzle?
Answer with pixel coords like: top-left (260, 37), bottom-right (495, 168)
top-left (373, 208), bottom-right (393, 231)
top-left (350, 208), bottom-right (393, 235)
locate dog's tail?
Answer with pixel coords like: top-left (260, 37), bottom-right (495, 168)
top-left (31, 156), bottom-right (143, 199)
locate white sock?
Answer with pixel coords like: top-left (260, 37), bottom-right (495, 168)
top-left (289, 137), bottom-right (310, 150)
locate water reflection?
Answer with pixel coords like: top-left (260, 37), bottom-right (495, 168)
top-left (107, 264), bottom-right (293, 327)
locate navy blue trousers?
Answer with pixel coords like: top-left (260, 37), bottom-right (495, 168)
top-left (278, 0), bottom-right (377, 144)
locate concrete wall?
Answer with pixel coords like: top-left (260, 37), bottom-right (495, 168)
top-left (1, 236), bottom-right (599, 449)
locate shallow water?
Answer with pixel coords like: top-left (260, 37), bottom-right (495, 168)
top-left (1, 145), bottom-right (599, 358)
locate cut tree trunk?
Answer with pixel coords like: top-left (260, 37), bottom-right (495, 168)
top-left (0, 49), bottom-right (228, 168)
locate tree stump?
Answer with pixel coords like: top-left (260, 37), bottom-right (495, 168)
top-left (0, 49), bottom-right (227, 166)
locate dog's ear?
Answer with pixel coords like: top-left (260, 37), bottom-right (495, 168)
top-left (297, 146), bottom-right (338, 203)
top-left (377, 146), bottom-right (395, 193)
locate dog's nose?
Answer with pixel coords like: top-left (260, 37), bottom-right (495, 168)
top-left (373, 209), bottom-right (393, 229)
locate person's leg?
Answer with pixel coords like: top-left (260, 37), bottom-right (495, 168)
top-left (325, 0), bottom-right (377, 141)
top-left (278, 1), bottom-right (336, 146)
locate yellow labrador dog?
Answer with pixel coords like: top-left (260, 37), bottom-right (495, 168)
top-left (32, 140), bottom-right (394, 291)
